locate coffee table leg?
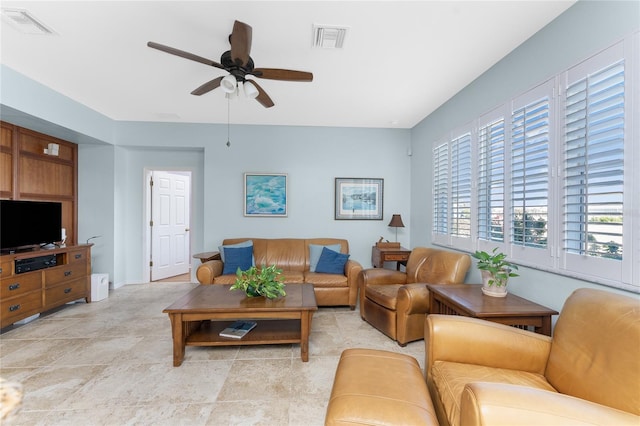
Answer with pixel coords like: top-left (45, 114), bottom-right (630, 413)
top-left (300, 312), bottom-right (312, 362)
top-left (168, 313), bottom-right (185, 366)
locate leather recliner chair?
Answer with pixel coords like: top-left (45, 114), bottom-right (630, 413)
top-left (358, 247), bottom-right (471, 346)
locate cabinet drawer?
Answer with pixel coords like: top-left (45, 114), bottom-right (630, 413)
top-left (0, 259), bottom-right (13, 278)
top-left (45, 277), bottom-right (87, 306)
top-left (384, 254), bottom-right (409, 261)
top-left (67, 249), bottom-right (89, 265)
top-left (44, 262), bottom-right (87, 287)
top-left (0, 290), bottom-right (43, 327)
top-left (0, 271), bottom-right (42, 299)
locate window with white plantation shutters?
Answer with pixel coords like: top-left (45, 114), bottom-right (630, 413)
top-left (432, 142), bottom-right (449, 242)
top-left (451, 132), bottom-right (472, 243)
top-left (564, 60), bottom-right (624, 261)
top-left (511, 93), bottom-right (550, 250)
top-left (429, 33), bottom-right (637, 292)
top-left (478, 117), bottom-right (505, 244)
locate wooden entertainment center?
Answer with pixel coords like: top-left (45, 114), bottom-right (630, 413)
top-left (1, 121), bottom-right (88, 328)
top-left (1, 244), bottom-right (92, 327)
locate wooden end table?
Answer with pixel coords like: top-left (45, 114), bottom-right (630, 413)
top-left (163, 283), bottom-right (317, 366)
top-left (427, 284), bottom-right (558, 336)
top-left (371, 246), bottom-right (411, 270)
top-left (192, 251), bottom-right (221, 263)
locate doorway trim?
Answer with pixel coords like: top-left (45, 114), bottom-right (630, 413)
top-left (142, 167), bottom-right (194, 283)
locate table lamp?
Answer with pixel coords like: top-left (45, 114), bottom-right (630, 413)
top-left (388, 214), bottom-right (405, 242)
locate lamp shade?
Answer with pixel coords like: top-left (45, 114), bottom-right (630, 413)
top-left (243, 81), bottom-right (259, 99)
top-left (221, 74), bottom-right (237, 93)
top-left (388, 214), bottom-right (405, 228)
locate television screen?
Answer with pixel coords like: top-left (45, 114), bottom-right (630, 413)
top-left (0, 200), bottom-right (62, 251)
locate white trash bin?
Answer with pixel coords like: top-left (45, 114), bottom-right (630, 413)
top-left (91, 273), bottom-right (109, 301)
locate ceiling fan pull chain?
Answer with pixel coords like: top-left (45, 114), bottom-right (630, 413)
top-left (226, 97), bottom-right (231, 148)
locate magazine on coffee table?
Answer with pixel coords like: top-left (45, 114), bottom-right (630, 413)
top-left (219, 320), bottom-right (257, 339)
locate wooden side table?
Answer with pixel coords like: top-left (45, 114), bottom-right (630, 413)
top-left (371, 246), bottom-right (411, 270)
top-left (427, 284), bottom-right (558, 336)
top-left (192, 251), bottom-right (221, 263)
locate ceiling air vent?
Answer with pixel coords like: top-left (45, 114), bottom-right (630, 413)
top-left (1, 8), bottom-right (56, 35)
top-left (313, 25), bottom-right (348, 49)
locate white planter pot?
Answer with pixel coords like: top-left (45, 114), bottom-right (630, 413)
top-left (481, 270), bottom-right (508, 297)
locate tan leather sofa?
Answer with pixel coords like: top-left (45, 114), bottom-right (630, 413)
top-left (358, 247), bottom-right (470, 345)
top-left (426, 288), bottom-right (640, 426)
top-left (196, 238), bottom-right (362, 309)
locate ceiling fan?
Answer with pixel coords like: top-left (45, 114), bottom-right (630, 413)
top-left (147, 20), bottom-right (313, 108)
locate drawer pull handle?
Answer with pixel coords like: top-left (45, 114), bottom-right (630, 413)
top-left (9, 283), bottom-right (20, 291)
top-left (75, 254), bottom-right (81, 259)
top-left (64, 271), bottom-right (72, 277)
top-left (9, 304), bottom-right (20, 312)
top-left (64, 288), bottom-right (72, 294)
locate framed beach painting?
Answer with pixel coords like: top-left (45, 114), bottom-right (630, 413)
top-left (335, 178), bottom-right (383, 220)
top-left (244, 173), bottom-right (288, 217)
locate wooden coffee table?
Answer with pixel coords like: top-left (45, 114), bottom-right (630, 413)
top-left (427, 284), bottom-right (558, 336)
top-left (163, 284), bottom-right (317, 366)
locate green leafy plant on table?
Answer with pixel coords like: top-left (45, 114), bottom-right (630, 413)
top-left (230, 264), bottom-right (286, 299)
top-left (472, 248), bottom-right (519, 287)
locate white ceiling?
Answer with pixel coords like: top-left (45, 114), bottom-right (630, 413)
top-left (1, 1), bottom-right (575, 129)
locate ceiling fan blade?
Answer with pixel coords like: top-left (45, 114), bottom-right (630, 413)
top-left (147, 41), bottom-right (225, 70)
top-left (252, 68), bottom-right (313, 82)
top-left (246, 79), bottom-right (274, 108)
top-left (230, 20), bottom-right (252, 67)
top-left (191, 76), bottom-right (224, 96)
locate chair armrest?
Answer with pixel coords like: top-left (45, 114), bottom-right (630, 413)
top-left (425, 315), bottom-right (552, 376)
top-left (359, 268), bottom-right (408, 285)
top-left (460, 382), bottom-right (640, 426)
top-left (195, 260), bottom-right (223, 284)
top-left (397, 283), bottom-right (430, 315)
top-left (344, 259), bottom-right (363, 309)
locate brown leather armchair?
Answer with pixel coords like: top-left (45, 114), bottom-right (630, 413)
top-left (358, 247), bottom-right (470, 346)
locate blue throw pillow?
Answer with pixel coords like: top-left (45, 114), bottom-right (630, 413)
top-left (315, 247), bottom-right (350, 274)
top-left (219, 240), bottom-right (254, 263)
top-left (222, 246), bottom-right (254, 275)
top-left (309, 243), bottom-right (342, 272)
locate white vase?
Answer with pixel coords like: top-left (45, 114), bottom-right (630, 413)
top-left (481, 270), bottom-right (508, 297)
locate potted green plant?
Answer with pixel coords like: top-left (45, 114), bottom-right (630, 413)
top-left (472, 248), bottom-right (519, 297)
top-left (230, 264), bottom-right (286, 299)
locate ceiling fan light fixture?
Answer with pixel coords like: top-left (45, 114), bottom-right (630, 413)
top-left (221, 74), bottom-right (237, 93)
top-left (243, 81), bottom-right (259, 99)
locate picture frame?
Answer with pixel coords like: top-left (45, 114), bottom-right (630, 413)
top-left (335, 177), bottom-right (384, 220)
top-left (244, 173), bottom-right (288, 217)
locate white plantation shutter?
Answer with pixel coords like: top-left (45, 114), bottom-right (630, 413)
top-left (564, 61), bottom-right (624, 258)
top-left (478, 116), bottom-right (506, 244)
top-left (560, 40), bottom-right (630, 286)
top-left (432, 142), bottom-right (449, 244)
top-left (510, 80), bottom-right (554, 267)
top-left (451, 132), bottom-right (472, 244)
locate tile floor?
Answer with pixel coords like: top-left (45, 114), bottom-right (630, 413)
top-left (0, 282), bottom-right (425, 425)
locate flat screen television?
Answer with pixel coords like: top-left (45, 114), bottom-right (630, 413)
top-left (0, 200), bottom-right (62, 252)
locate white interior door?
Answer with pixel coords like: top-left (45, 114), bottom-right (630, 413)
top-left (151, 171), bottom-right (191, 281)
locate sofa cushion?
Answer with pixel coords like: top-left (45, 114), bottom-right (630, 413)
top-left (222, 246), bottom-right (253, 275)
top-left (309, 243), bottom-right (342, 272)
top-left (365, 284), bottom-right (403, 310)
top-left (304, 271), bottom-right (348, 287)
top-left (315, 247), bottom-right (350, 274)
top-left (431, 360), bottom-right (556, 426)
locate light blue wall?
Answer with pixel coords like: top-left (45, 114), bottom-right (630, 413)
top-left (113, 121), bottom-right (411, 283)
top-left (410, 0), bottom-right (640, 313)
